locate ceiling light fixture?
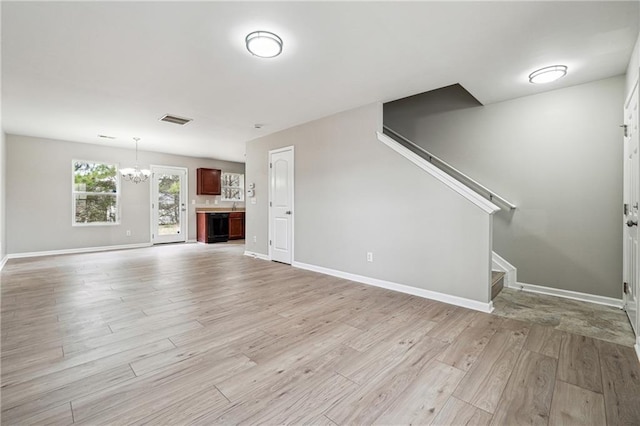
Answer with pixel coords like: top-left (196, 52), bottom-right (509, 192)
top-left (528, 65), bottom-right (568, 84)
top-left (245, 31), bottom-right (283, 58)
top-left (120, 137), bottom-right (151, 184)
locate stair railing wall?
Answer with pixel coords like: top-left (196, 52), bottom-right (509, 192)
top-left (383, 126), bottom-right (516, 211)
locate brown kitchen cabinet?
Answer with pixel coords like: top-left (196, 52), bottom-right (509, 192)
top-left (197, 211), bottom-right (245, 243)
top-left (196, 212), bottom-right (208, 243)
top-left (228, 212), bottom-right (245, 240)
top-left (196, 168), bottom-right (221, 195)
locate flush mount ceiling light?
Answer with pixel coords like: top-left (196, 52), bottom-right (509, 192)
top-left (120, 137), bottom-right (151, 184)
top-left (528, 65), bottom-right (568, 84)
top-left (245, 31), bottom-right (283, 58)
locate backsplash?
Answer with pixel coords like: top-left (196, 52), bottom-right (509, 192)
top-left (194, 195), bottom-right (245, 209)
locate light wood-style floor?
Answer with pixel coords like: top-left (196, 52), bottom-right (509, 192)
top-left (2, 243), bottom-right (640, 425)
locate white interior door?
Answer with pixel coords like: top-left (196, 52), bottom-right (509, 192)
top-left (623, 81), bottom-right (639, 335)
top-left (151, 166), bottom-right (187, 244)
top-left (269, 147), bottom-right (294, 264)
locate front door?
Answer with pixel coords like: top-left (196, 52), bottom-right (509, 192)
top-left (269, 147), bottom-right (294, 264)
top-left (624, 80), bottom-right (639, 335)
top-left (151, 166), bottom-right (187, 244)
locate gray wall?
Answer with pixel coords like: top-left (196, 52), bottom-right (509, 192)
top-left (6, 134), bottom-right (244, 254)
top-left (0, 3), bottom-right (4, 264)
top-left (246, 103), bottom-right (494, 304)
top-left (1, 131), bottom-right (5, 262)
top-left (626, 33), bottom-right (639, 97)
top-left (385, 76), bottom-right (624, 299)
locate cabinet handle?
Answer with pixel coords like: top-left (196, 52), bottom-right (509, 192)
top-left (285, 211), bottom-right (292, 215)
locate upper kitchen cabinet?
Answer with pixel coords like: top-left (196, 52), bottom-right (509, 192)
top-left (196, 168), bottom-right (221, 195)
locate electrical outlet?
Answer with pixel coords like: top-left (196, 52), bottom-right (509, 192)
top-left (251, 197), bottom-right (257, 205)
top-left (205, 199), bottom-right (209, 205)
top-left (367, 252), bottom-right (373, 262)
top-left (253, 236), bottom-right (257, 243)
top-left (214, 199), bottom-right (219, 205)
top-left (191, 200), bottom-right (195, 205)
top-left (126, 230), bottom-right (131, 237)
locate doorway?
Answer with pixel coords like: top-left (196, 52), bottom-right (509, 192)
top-left (269, 147), bottom-right (294, 264)
top-left (623, 79), bottom-right (639, 336)
top-left (151, 166), bottom-right (187, 244)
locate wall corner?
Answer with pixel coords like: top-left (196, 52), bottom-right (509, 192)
top-left (374, 102), bottom-right (383, 133)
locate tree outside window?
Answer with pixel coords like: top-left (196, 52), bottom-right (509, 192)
top-left (157, 174), bottom-right (181, 235)
top-left (73, 160), bottom-right (119, 225)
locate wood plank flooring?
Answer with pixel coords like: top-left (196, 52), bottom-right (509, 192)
top-left (2, 243), bottom-right (639, 425)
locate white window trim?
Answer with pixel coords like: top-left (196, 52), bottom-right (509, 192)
top-left (221, 172), bottom-right (245, 202)
top-left (72, 159), bottom-right (121, 226)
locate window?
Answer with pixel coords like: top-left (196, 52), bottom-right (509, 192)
top-left (221, 172), bottom-right (244, 201)
top-left (72, 160), bottom-right (120, 225)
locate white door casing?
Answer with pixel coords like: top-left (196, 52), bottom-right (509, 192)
top-left (269, 147), bottom-right (294, 264)
top-left (623, 80), bottom-right (639, 336)
top-left (151, 166), bottom-right (187, 244)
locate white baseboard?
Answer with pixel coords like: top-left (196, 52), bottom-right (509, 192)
top-left (0, 255), bottom-right (8, 271)
top-left (292, 260), bottom-right (493, 313)
top-left (492, 251), bottom-right (517, 288)
top-left (243, 251), bottom-right (271, 261)
top-left (6, 243), bottom-right (153, 260)
top-left (510, 281), bottom-right (624, 309)
top-left (635, 337), bottom-right (640, 364)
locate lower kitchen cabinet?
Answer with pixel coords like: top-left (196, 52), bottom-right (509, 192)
top-left (197, 211), bottom-right (245, 243)
top-left (228, 212), bottom-right (245, 240)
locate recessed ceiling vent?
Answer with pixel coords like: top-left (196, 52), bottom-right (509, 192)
top-left (159, 114), bottom-right (193, 126)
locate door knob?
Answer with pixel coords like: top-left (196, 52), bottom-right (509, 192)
top-left (285, 210), bottom-right (292, 215)
top-left (627, 219), bottom-right (638, 227)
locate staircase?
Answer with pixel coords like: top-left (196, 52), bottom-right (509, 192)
top-left (492, 271), bottom-right (505, 299)
top-left (377, 125), bottom-right (516, 307)
top-left (382, 126), bottom-right (516, 211)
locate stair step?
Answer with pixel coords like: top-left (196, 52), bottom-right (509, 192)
top-left (491, 271), bottom-right (505, 300)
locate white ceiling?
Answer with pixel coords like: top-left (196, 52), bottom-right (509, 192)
top-left (2, 1), bottom-right (638, 163)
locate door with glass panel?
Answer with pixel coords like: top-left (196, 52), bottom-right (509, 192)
top-left (151, 166), bottom-right (187, 244)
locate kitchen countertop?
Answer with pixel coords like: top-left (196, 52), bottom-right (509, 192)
top-left (196, 207), bottom-right (245, 213)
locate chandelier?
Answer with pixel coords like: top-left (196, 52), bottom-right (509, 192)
top-left (120, 137), bottom-right (151, 183)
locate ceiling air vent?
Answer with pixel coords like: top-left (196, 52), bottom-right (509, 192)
top-left (159, 114), bottom-right (193, 126)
